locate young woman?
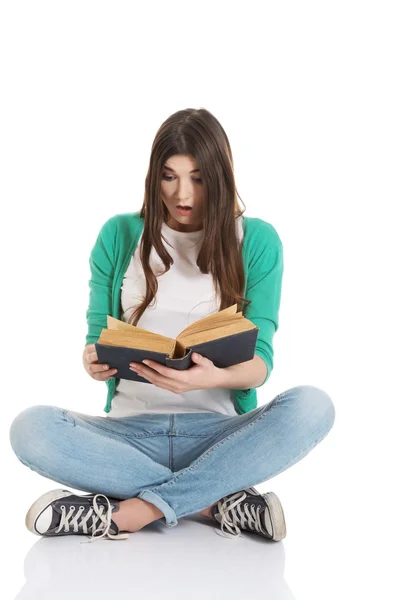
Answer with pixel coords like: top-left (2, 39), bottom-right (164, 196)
top-left (9, 108), bottom-right (335, 543)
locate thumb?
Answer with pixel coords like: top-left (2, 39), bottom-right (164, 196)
top-left (191, 352), bottom-right (203, 362)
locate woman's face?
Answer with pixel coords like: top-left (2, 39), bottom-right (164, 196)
top-left (160, 154), bottom-right (204, 232)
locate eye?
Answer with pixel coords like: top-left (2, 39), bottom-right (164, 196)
top-left (162, 174), bottom-right (202, 184)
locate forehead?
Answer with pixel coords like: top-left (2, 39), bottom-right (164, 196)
top-left (164, 155), bottom-right (198, 170)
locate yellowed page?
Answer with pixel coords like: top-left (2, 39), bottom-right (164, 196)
top-left (177, 304), bottom-right (239, 337)
top-left (179, 319), bottom-right (257, 347)
top-left (106, 315), bottom-right (160, 336)
top-left (97, 329), bottom-right (175, 354)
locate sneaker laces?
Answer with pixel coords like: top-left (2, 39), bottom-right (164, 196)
top-left (213, 491), bottom-right (267, 540)
top-left (54, 493), bottom-right (129, 543)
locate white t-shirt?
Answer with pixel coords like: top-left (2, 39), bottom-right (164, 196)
top-left (107, 217), bottom-right (244, 418)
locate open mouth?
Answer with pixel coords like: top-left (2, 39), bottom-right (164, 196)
top-left (176, 206), bottom-right (192, 213)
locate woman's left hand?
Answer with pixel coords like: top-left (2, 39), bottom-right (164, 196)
top-left (129, 352), bottom-right (223, 393)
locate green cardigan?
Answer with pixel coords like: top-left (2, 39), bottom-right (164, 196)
top-left (86, 211), bottom-right (284, 415)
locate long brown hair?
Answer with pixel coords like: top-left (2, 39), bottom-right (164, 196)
top-left (127, 107), bottom-right (251, 326)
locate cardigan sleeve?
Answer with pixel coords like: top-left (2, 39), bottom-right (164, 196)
top-left (244, 223), bottom-right (284, 387)
top-left (85, 216), bottom-right (117, 346)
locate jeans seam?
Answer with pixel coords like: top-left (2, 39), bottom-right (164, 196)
top-left (209, 393), bottom-right (283, 436)
top-left (65, 411), bottom-right (171, 440)
top-left (63, 411), bottom-right (161, 452)
top-left (169, 415), bottom-right (175, 472)
top-left (68, 411), bottom-right (271, 440)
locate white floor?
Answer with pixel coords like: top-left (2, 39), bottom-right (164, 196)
top-left (4, 421), bottom-right (397, 600)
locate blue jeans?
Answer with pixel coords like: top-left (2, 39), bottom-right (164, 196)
top-left (9, 385), bottom-right (335, 528)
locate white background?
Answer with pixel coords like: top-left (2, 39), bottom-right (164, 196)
top-left (1, 1), bottom-right (399, 598)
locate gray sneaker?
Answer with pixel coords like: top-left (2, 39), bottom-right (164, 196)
top-left (211, 487), bottom-right (287, 541)
top-left (25, 488), bottom-right (129, 543)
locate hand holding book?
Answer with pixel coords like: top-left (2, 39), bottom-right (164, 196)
top-left (83, 344), bottom-right (118, 382)
top-left (128, 350), bottom-right (224, 393)
top-left (94, 303), bottom-right (259, 385)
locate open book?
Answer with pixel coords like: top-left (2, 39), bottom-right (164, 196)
top-left (95, 304), bottom-right (259, 384)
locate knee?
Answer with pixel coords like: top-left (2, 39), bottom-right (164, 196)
top-left (9, 405), bottom-right (59, 462)
top-left (286, 385), bottom-right (336, 436)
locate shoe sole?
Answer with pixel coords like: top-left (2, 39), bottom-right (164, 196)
top-left (263, 491), bottom-right (287, 541)
top-left (25, 488), bottom-right (73, 535)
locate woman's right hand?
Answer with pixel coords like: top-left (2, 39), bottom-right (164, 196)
top-left (83, 344), bottom-right (118, 381)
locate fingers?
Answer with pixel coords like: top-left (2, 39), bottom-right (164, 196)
top-left (87, 349), bottom-right (99, 364)
top-left (86, 349), bottom-right (109, 372)
top-left (92, 366), bottom-right (118, 381)
top-left (97, 368), bottom-right (118, 381)
top-left (89, 362), bottom-right (117, 376)
top-left (84, 345), bottom-right (117, 380)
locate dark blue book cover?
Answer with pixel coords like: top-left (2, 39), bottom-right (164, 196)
top-left (95, 328), bottom-right (259, 384)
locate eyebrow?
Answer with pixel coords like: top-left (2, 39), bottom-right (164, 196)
top-left (164, 165), bottom-right (200, 174)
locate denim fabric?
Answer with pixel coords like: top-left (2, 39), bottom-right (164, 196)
top-left (9, 385), bottom-right (335, 528)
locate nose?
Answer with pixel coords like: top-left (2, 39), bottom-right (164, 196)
top-left (176, 179), bottom-right (192, 202)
